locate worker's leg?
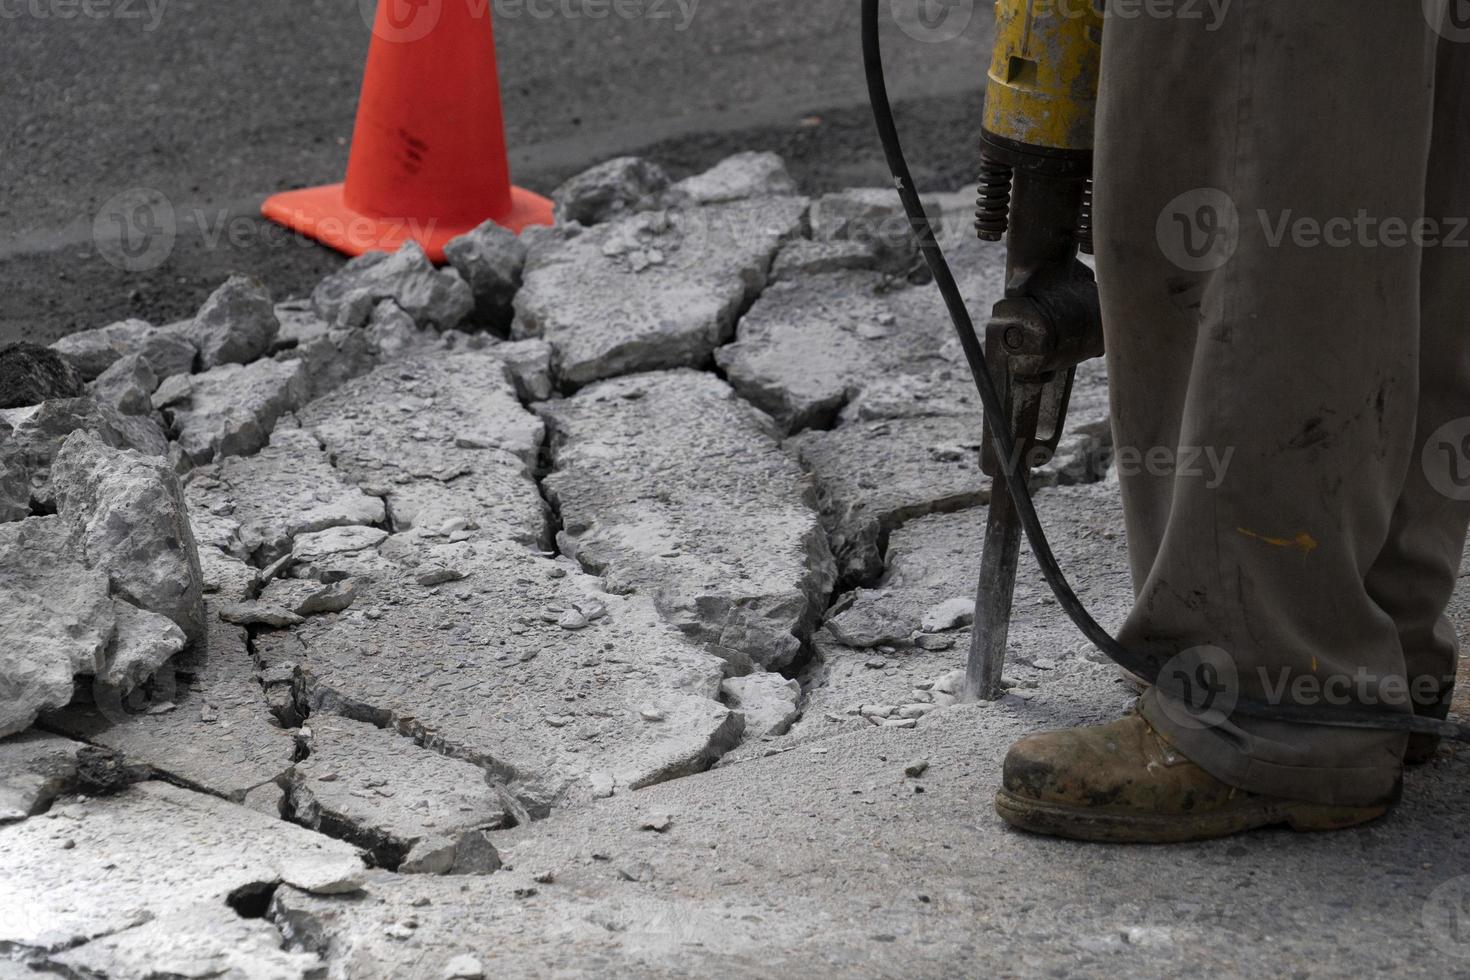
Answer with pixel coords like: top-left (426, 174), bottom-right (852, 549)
top-left (1362, 30), bottom-right (1470, 746)
top-left (1093, 1), bottom-right (1440, 806)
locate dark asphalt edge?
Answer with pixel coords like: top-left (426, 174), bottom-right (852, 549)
top-left (1, 88), bottom-right (984, 348)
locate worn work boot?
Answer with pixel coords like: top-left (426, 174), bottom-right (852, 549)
top-left (995, 713), bottom-right (1397, 843)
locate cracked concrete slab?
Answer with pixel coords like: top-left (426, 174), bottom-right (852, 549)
top-left (185, 423), bottom-right (386, 566)
top-left (288, 714), bottom-right (514, 871)
top-left (267, 696), bottom-right (1470, 979)
top-left (44, 601), bottom-right (297, 802)
top-left (788, 413), bottom-right (987, 586)
top-left (254, 539), bottom-right (740, 813)
top-left (715, 272), bottom-right (962, 434)
top-left (0, 780), bottom-right (363, 979)
top-left (514, 196), bottom-right (808, 387)
top-left (164, 357), bottom-right (310, 466)
top-left (786, 357), bottom-right (1111, 584)
top-left (794, 481), bottom-right (1135, 744)
top-left (298, 350), bottom-right (547, 542)
top-left (0, 731), bottom-right (87, 824)
top-left (539, 370), bottom-right (835, 674)
top-left (50, 318), bottom-right (197, 382)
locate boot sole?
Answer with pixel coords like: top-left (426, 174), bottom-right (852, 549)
top-left (994, 789), bottom-right (1390, 844)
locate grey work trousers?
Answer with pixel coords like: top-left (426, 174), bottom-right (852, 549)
top-left (1094, 0), bottom-right (1470, 806)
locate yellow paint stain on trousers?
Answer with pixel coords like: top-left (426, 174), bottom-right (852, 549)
top-left (1236, 528), bottom-right (1319, 556)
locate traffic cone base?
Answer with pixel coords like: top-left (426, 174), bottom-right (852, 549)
top-left (262, 182), bottom-right (553, 263)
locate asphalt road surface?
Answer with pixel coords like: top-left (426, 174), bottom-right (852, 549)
top-left (1, 0), bottom-right (995, 345)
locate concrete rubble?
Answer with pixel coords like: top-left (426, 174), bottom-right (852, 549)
top-left (187, 274), bottom-right (281, 370)
top-left (3, 153), bottom-right (1466, 979)
top-left (49, 317), bottom-right (197, 381)
top-left (51, 430), bottom-right (206, 642)
top-left (91, 352), bottom-right (158, 415)
top-left (312, 241), bottom-right (473, 332)
top-left (552, 155), bottom-right (673, 226)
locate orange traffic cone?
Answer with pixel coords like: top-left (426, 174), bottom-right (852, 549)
top-left (261, 0), bottom-right (553, 262)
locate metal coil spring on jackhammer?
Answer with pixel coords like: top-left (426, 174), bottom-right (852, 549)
top-left (975, 153), bottom-right (1013, 242)
top-left (1076, 178), bottom-right (1095, 255)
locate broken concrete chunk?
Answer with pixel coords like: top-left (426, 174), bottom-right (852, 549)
top-left (292, 525), bottom-right (390, 563)
top-left (0, 781), bottom-right (363, 978)
top-left (90, 352), bottom-right (158, 415)
top-left (188, 274), bottom-right (281, 369)
top-left (51, 430), bottom-right (205, 643)
top-left (165, 357), bottom-right (309, 465)
top-left (444, 219), bottom-right (528, 331)
top-left (0, 517), bottom-right (114, 738)
top-left (770, 239), bottom-right (879, 281)
top-left (312, 241), bottom-right (473, 332)
top-left (273, 298), bottom-right (331, 352)
top-left (288, 714), bottom-right (511, 872)
top-left (0, 342), bottom-right (87, 408)
top-left (514, 196), bottom-right (808, 387)
top-left (668, 151), bottom-right (798, 205)
top-left (364, 300), bottom-right (435, 360)
top-left (100, 600), bottom-right (187, 694)
top-left (551, 156), bottom-right (673, 225)
top-left (1, 397), bottom-right (167, 507)
top-left (255, 539), bottom-right (739, 809)
top-left (539, 370), bottom-right (835, 673)
top-left (219, 601), bottom-right (305, 628)
top-left (0, 731), bottom-right (87, 824)
top-left (46, 605), bottom-right (298, 800)
top-left (50, 318), bottom-right (197, 381)
top-left (184, 427), bottom-right (386, 565)
top-left (400, 832), bottom-right (503, 876)
top-left (716, 271), bottom-right (958, 434)
top-left (260, 577), bottom-right (358, 616)
top-left (721, 673), bottom-right (802, 739)
top-left (151, 372), bottom-right (194, 411)
top-left (299, 351), bottom-right (547, 543)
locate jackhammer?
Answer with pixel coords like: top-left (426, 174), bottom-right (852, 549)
top-left (861, 0), bottom-right (1470, 742)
